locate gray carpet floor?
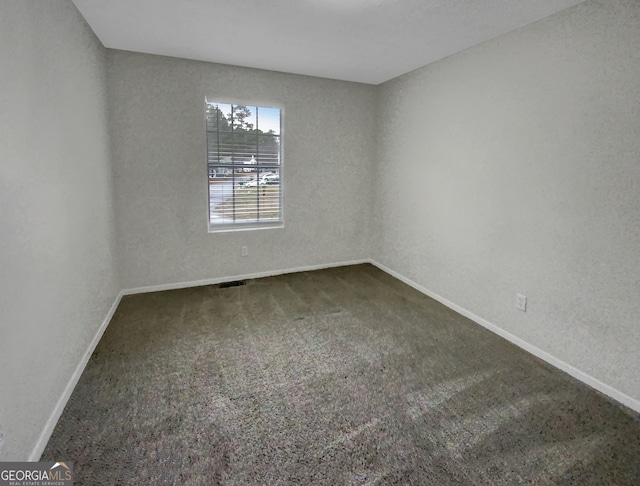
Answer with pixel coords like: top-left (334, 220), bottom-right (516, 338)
top-left (43, 264), bottom-right (640, 485)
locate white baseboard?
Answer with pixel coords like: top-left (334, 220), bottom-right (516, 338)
top-left (122, 259), bottom-right (371, 295)
top-left (29, 290), bottom-right (125, 461)
top-left (369, 259), bottom-right (640, 414)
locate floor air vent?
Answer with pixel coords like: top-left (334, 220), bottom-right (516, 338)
top-left (218, 280), bottom-right (246, 289)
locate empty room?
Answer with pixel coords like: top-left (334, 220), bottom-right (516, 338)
top-left (1, 0), bottom-right (639, 484)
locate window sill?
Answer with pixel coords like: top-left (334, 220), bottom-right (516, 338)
top-left (208, 221), bottom-right (284, 233)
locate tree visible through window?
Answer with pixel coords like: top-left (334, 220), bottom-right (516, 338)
top-left (206, 101), bottom-right (282, 230)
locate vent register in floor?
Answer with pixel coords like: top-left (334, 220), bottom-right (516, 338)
top-left (218, 280), bottom-right (246, 289)
top-left (43, 265), bottom-right (640, 484)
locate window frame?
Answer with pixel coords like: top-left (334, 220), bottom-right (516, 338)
top-left (205, 98), bottom-right (284, 233)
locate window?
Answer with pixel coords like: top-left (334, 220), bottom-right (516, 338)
top-left (206, 100), bottom-right (283, 231)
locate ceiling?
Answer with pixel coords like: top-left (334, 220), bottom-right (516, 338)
top-left (72, 0), bottom-right (586, 85)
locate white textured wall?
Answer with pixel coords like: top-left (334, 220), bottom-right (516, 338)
top-left (0, 1), bottom-right (119, 460)
top-left (375, 0), bottom-right (640, 401)
top-left (108, 52), bottom-right (376, 289)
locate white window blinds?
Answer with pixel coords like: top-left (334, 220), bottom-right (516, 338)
top-left (206, 101), bottom-right (282, 229)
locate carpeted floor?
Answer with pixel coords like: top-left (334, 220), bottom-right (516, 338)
top-left (43, 264), bottom-right (640, 485)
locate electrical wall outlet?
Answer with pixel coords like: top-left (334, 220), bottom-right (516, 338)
top-left (516, 293), bottom-right (527, 312)
top-left (241, 246), bottom-right (248, 257)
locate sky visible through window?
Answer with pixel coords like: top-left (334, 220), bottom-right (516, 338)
top-left (209, 103), bottom-right (280, 135)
